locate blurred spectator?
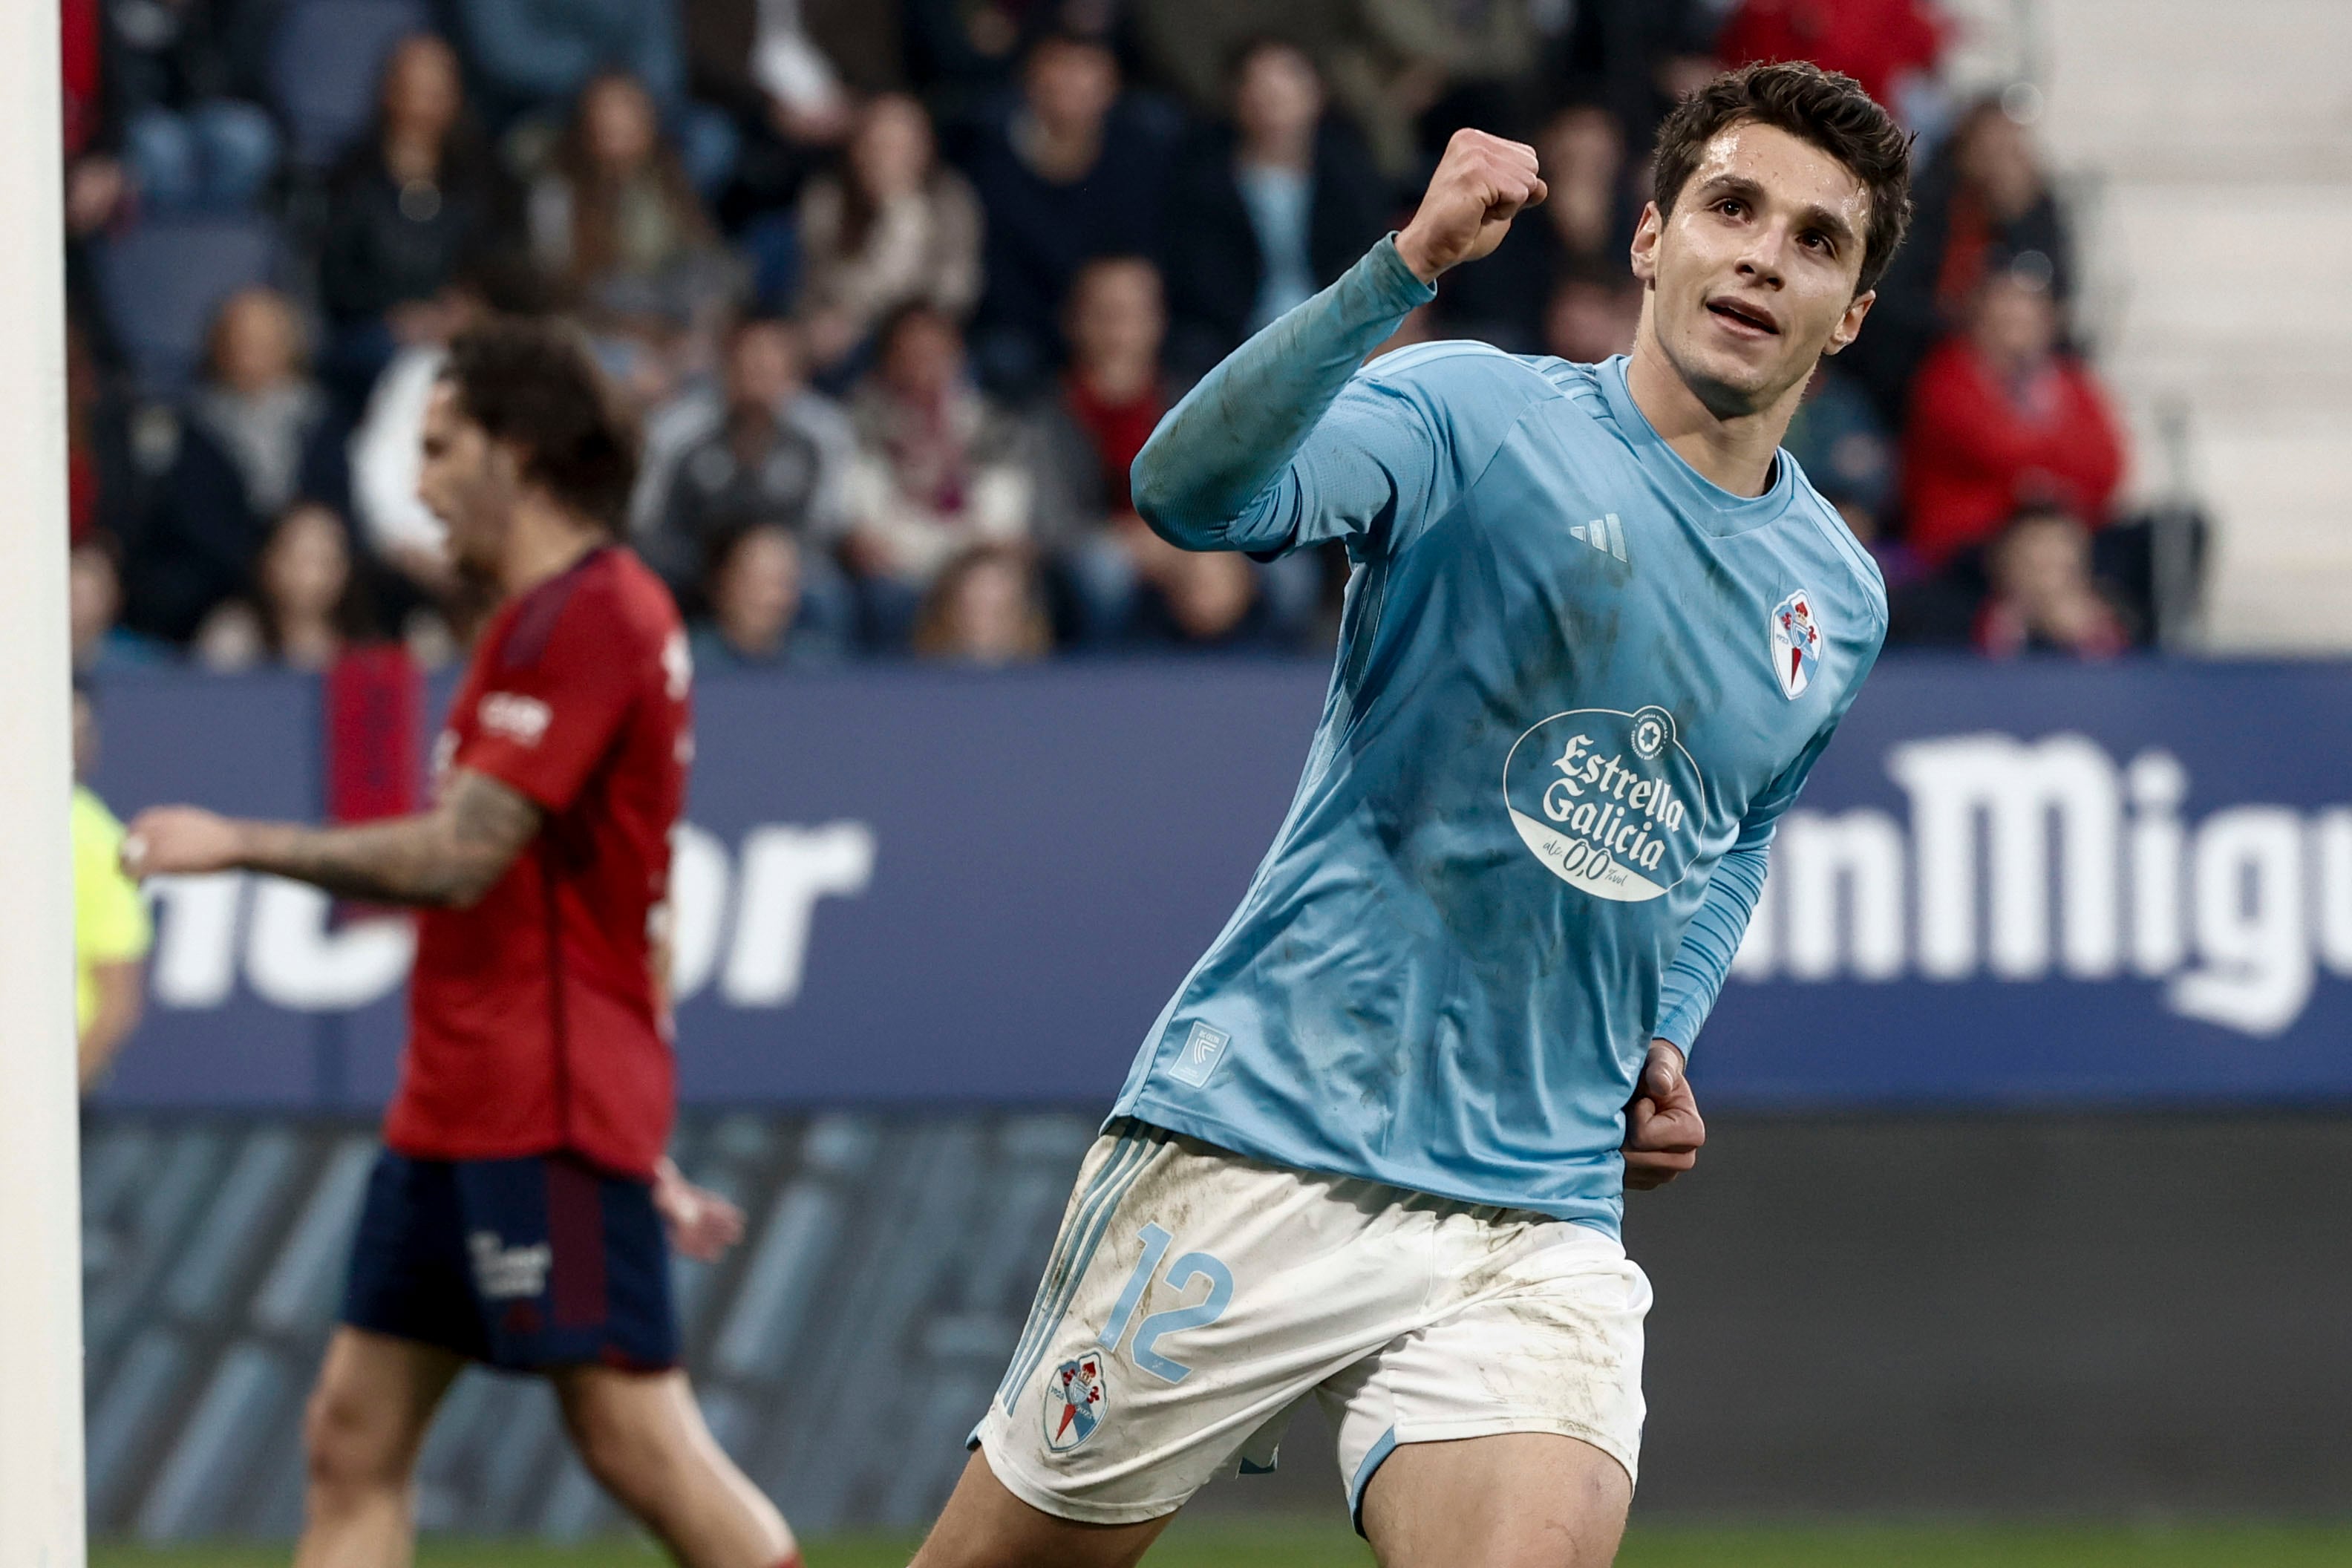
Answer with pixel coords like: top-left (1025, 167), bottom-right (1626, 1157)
top-left (193, 500), bottom-right (379, 671)
top-left (528, 73), bottom-right (743, 330)
top-left (1781, 363), bottom-right (1897, 551)
top-left (1162, 37), bottom-right (1392, 383)
top-left (1130, 0), bottom-right (1346, 117)
top-left (843, 304), bottom-right (1033, 644)
top-left (318, 36), bottom-right (517, 408)
top-left (453, 0), bottom-right (687, 131)
top-left (68, 313), bottom-right (143, 547)
top-left (1532, 0), bottom-right (1719, 147)
top-left (795, 94), bottom-right (984, 377)
top-left (587, 319), bottom-right (691, 424)
top-left (127, 287), bottom-right (348, 641)
top-left (1901, 267), bottom-right (2126, 570)
top-left (1025, 255), bottom-right (1175, 641)
top-left (792, 0), bottom-right (909, 97)
top-left (1126, 533), bottom-right (1285, 650)
top-left (70, 540), bottom-right (172, 676)
top-left (685, 0), bottom-right (893, 299)
top-left (65, 58), bottom-right (135, 379)
top-left (958, 32), bottom-right (1172, 394)
top-left (71, 685), bottom-right (150, 1093)
top-left (684, 0), bottom-right (854, 151)
top-left (644, 316), bottom-right (855, 640)
top-left (633, 310), bottom-right (854, 541)
top-left (1444, 102), bottom-right (1633, 351)
top-left (1714, 0), bottom-right (1947, 127)
top-left (1333, 0), bottom-right (1538, 177)
top-left (904, 0), bottom-right (1116, 124)
top-left (1974, 506), bottom-right (2130, 659)
top-left (64, 0), bottom-right (132, 266)
top-left (1927, 98), bottom-right (2074, 319)
top-left (65, 147), bottom-right (135, 249)
top-left (690, 522), bottom-right (843, 670)
top-left (104, 0), bottom-right (285, 213)
top-left (1027, 251), bottom-right (1327, 650)
top-left (1541, 270), bottom-right (1642, 364)
top-left (911, 543), bottom-right (1052, 664)
top-left (1845, 93), bottom-right (2077, 420)
top-left (65, 0), bottom-right (107, 161)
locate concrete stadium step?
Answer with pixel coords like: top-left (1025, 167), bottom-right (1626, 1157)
top-left (2034, 0), bottom-right (2352, 650)
top-left (2042, 0), bottom-right (2352, 178)
top-left (2090, 184), bottom-right (2352, 364)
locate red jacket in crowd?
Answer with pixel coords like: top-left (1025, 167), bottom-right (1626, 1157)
top-left (1900, 339), bottom-right (2128, 567)
top-left (1715, 0), bottom-right (1946, 109)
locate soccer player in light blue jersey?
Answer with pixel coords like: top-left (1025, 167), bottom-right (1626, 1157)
top-left (920, 62), bottom-right (1915, 1568)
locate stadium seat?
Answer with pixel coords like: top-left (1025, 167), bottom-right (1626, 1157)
top-left (91, 217), bottom-right (284, 396)
top-left (269, 0), bottom-right (434, 171)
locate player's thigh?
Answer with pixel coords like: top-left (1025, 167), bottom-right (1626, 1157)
top-left (549, 1362), bottom-right (712, 1491)
top-left (912, 1447), bottom-right (1172, 1568)
top-left (454, 1152), bottom-right (681, 1373)
top-left (304, 1326), bottom-right (466, 1483)
top-left (1361, 1430), bottom-right (1632, 1568)
top-left (1321, 1214), bottom-right (1649, 1538)
top-left (978, 1124), bottom-right (1424, 1527)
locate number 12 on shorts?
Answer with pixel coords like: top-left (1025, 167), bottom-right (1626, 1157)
top-left (1097, 1224), bottom-right (1232, 1384)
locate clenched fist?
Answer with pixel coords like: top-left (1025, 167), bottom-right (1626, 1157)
top-left (1394, 128), bottom-right (1549, 284)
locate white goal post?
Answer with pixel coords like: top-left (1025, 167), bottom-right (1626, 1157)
top-left (0, 0), bottom-right (88, 1558)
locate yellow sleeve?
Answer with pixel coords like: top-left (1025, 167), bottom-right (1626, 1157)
top-left (74, 787), bottom-right (153, 969)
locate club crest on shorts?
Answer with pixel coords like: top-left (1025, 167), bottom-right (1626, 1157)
top-left (1043, 1350), bottom-right (1108, 1452)
top-left (1769, 589), bottom-right (1823, 699)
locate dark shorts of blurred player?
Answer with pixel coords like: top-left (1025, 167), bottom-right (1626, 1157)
top-left (343, 1149), bottom-right (678, 1373)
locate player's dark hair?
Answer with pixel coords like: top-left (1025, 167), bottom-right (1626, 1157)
top-left (1650, 61), bottom-right (1915, 296)
top-left (439, 320), bottom-right (637, 532)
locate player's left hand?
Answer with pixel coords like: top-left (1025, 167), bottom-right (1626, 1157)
top-left (654, 1159), bottom-right (747, 1261)
top-left (1622, 1039), bottom-right (1705, 1190)
top-left (121, 806), bottom-right (246, 880)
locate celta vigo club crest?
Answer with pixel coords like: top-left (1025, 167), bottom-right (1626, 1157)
top-left (1770, 588), bottom-right (1823, 699)
top-left (1044, 1350), bottom-right (1108, 1452)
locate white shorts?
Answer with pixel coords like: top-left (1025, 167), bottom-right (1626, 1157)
top-left (973, 1121), bottom-right (1651, 1528)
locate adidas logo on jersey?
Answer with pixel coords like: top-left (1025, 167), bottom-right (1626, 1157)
top-left (1569, 514), bottom-right (1627, 561)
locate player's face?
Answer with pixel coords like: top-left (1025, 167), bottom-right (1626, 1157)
top-left (416, 381), bottom-right (518, 579)
top-left (1631, 122), bottom-right (1875, 419)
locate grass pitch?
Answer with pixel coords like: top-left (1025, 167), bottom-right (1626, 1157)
top-left (87, 1519), bottom-right (2352, 1567)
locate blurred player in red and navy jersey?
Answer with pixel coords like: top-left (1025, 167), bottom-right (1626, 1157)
top-left (125, 322), bottom-right (800, 1568)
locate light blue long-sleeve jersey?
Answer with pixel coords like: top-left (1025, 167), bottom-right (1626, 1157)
top-left (1112, 237), bottom-right (1888, 1235)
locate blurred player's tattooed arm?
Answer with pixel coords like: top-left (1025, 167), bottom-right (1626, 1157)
top-left (238, 768), bottom-right (543, 908)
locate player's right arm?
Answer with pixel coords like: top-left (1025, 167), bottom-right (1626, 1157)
top-left (1131, 130), bottom-right (1546, 557)
top-left (122, 768), bottom-right (542, 909)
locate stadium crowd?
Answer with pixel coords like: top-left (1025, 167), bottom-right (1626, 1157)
top-left (60, 0), bottom-right (2162, 677)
